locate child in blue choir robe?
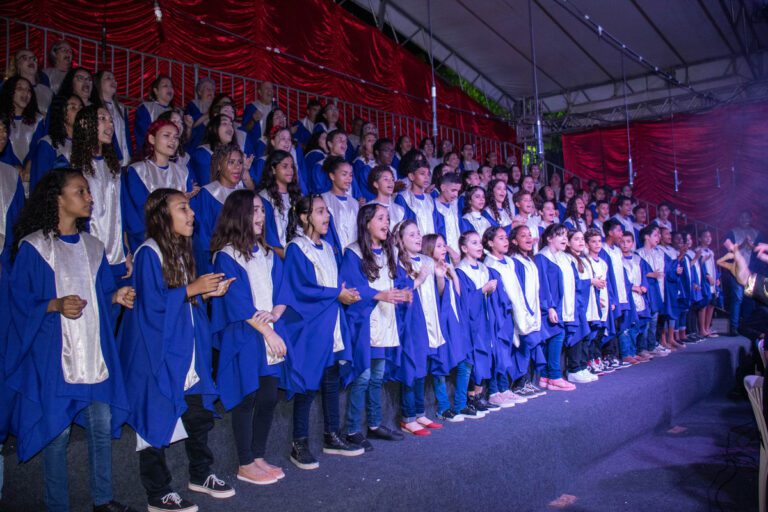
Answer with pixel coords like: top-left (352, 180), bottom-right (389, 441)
top-left (421, 234), bottom-right (474, 420)
top-left (119, 188), bottom-right (235, 511)
top-left (290, 99), bottom-right (321, 146)
top-left (313, 103), bottom-right (341, 135)
top-left (678, 231), bottom-right (700, 342)
top-left (123, 119), bottom-right (195, 253)
top-left (341, 204), bottom-right (410, 445)
top-left (157, 108), bottom-right (193, 169)
top-left (30, 94), bottom-right (81, 190)
top-left (352, 133), bottom-right (377, 201)
top-left (0, 76), bottom-right (46, 170)
top-left (635, 225), bottom-right (667, 357)
top-left (133, 75), bottom-right (174, 156)
top-left (482, 180), bottom-right (515, 235)
top-left (433, 172), bottom-right (463, 264)
top-left (70, 105), bottom-right (130, 285)
top-left (564, 230), bottom-right (599, 383)
top-left (189, 114), bottom-right (250, 186)
top-left (321, 156), bottom-right (359, 265)
top-left (455, 230), bottom-right (505, 415)
top-left (251, 127), bottom-right (308, 194)
top-left (252, 109), bottom-right (288, 159)
top-left (191, 143), bottom-right (246, 274)
top-left (396, 160), bottom-right (441, 236)
top-left (7, 168), bottom-right (134, 511)
top-left (620, 231), bottom-right (653, 364)
top-left (367, 165), bottom-right (409, 231)
top-left (258, 149), bottom-right (303, 257)
top-left (697, 229), bottom-right (720, 337)
top-left (276, 195), bottom-right (364, 468)
top-left (184, 78), bottom-right (216, 153)
top-left (311, 130), bottom-right (350, 195)
top-left (209, 189), bottom-right (287, 486)
top-left (303, 131), bottom-right (327, 177)
top-left (584, 228), bottom-right (613, 374)
top-left (393, 221), bottom-right (444, 435)
top-left (460, 186), bottom-right (492, 235)
top-left (535, 224), bottom-right (578, 391)
top-left (483, 227), bottom-right (534, 406)
top-left (599, 219), bottom-right (633, 366)
top-left (508, 226), bottom-right (548, 398)
top-left (94, 71), bottom-right (132, 167)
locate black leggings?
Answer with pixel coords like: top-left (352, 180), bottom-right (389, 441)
top-left (230, 376), bottom-right (279, 466)
top-left (566, 338), bottom-right (589, 372)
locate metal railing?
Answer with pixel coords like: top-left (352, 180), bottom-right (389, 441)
top-left (2, 16), bottom-right (720, 247)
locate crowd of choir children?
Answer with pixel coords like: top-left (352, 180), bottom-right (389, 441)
top-left (0, 44), bottom-right (723, 512)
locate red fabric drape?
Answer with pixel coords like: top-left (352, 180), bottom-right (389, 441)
top-left (1, 0), bottom-right (515, 144)
top-left (562, 102), bottom-right (768, 232)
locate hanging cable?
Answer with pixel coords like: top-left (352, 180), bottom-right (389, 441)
top-left (528, 0), bottom-right (544, 161)
top-left (621, 53), bottom-right (633, 186)
top-left (427, 0), bottom-right (438, 140)
top-left (669, 84), bottom-right (680, 194)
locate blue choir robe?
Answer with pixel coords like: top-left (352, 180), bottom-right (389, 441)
top-left (395, 190), bottom-right (442, 236)
top-left (243, 102), bottom-right (271, 142)
top-left (393, 260), bottom-right (431, 387)
top-left (434, 199), bottom-right (462, 256)
top-left (311, 157), bottom-right (362, 197)
top-left (6, 232), bottom-right (129, 461)
top-left (304, 149), bottom-right (325, 177)
top-left (191, 181), bottom-right (244, 274)
top-left (103, 100), bottom-right (132, 167)
top-left (599, 245), bottom-right (631, 334)
top-left (460, 212), bottom-right (492, 236)
top-left (482, 255), bottom-right (526, 377)
top-left (339, 244), bottom-right (402, 385)
top-left (586, 256), bottom-right (610, 335)
top-left (685, 250), bottom-right (705, 307)
top-left (534, 248), bottom-right (568, 341)
top-left (567, 260), bottom-right (592, 345)
top-left (188, 144), bottom-right (215, 186)
top-left (2, 114), bottom-right (46, 167)
top-left (481, 207), bottom-right (513, 236)
top-left (636, 248), bottom-right (665, 315)
top-left (210, 245), bottom-right (285, 410)
top-left (250, 147), bottom-right (309, 195)
top-left (184, 99), bottom-right (207, 151)
top-left (292, 119), bottom-right (313, 146)
top-left (623, 254), bottom-right (651, 322)
top-left (118, 239), bottom-right (217, 448)
top-left (133, 101), bottom-right (170, 156)
top-left (429, 268), bottom-right (472, 377)
top-left (276, 237), bottom-right (351, 395)
top-left (253, 138), bottom-right (267, 160)
top-left (663, 255), bottom-right (688, 318)
top-left (511, 255), bottom-right (546, 377)
top-left (122, 160), bottom-right (193, 253)
top-left (30, 136), bottom-right (72, 192)
top-left (259, 189), bottom-right (291, 250)
top-left (455, 260), bottom-right (508, 383)
top-left (322, 191), bottom-right (359, 267)
top-left (352, 156), bottom-right (377, 202)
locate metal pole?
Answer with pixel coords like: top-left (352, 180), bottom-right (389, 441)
top-left (528, 0), bottom-right (544, 161)
top-left (428, 0), bottom-right (438, 140)
top-left (621, 53), bottom-right (633, 186)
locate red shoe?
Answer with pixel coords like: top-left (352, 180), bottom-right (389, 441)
top-left (547, 378), bottom-right (576, 391)
top-left (417, 419), bottom-right (443, 429)
top-left (400, 422), bottom-right (431, 436)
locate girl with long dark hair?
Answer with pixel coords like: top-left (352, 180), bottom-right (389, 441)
top-left (29, 94), bottom-right (82, 190)
top-left (258, 149), bottom-right (302, 256)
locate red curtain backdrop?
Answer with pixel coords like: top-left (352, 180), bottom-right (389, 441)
top-left (562, 102), bottom-right (768, 232)
top-left (1, 0), bottom-right (515, 143)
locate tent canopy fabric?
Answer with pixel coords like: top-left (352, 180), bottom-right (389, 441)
top-left (350, 0), bottom-right (768, 118)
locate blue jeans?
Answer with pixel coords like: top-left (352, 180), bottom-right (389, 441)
top-left (400, 378), bottom-right (425, 422)
top-left (432, 376), bottom-right (451, 413)
top-left (544, 331), bottom-right (566, 379)
top-left (346, 358), bottom-right (385, 434)
top-left (727, 275), bottom-right (744, 331)
top-left (43, 401), bottom-right (113, 511)
top-left (647, 312), bottom-right (659, 349)
top-left (619, 324), bottom-right (640, 357)
top-left (488, 372), bottom-right (509, 395)
top-left (451, 360), bottom-right (473, 413)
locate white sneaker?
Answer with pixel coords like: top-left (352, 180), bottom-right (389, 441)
top-left (501, 389), bottom-right (528, 404)
top-left (652, 346), bottom-right (671, 357)
top-left (567, 370), bottom-right (593, 384)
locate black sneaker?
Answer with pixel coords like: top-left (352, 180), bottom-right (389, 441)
top-left (345, 431), bottom-right (373, 452)
top-left (524, 382), bottom-right (547, 397)
top-left (367, 425), bottom-right (405, 441)
top-left (147, 493), bottom-right (197, 512)
top-left (323, 431), bottom-right (365, 456)
top-left (511, 384), bottom-right (533, 398)
top-left (476, 396), bottom-right (500, 412)
top-left (290, 437), bottom-right (319, 470)
top-left (93, 501), bottom-right (139, 512)
top-left (188, 474), bottom-right (235, 499)
top-left (437, 409), bottom-right (464, 422)
top-left (458, 404), bottom-right (485, 419)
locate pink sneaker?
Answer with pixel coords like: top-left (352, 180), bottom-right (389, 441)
top-left (489, 393), bottom-right (516, 409)
top-left (502, 389), bottom-right (528, 404)
top-left (539, 377), bottom-right (550, 389)
top-left (547, 378), bottom-right (576, 391)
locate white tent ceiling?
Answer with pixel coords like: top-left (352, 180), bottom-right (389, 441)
top-left (346, 0), bottom-right (768, 126)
